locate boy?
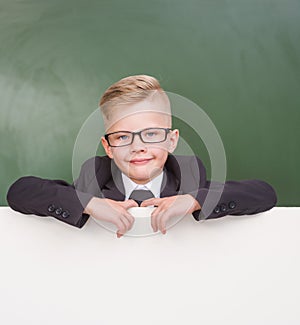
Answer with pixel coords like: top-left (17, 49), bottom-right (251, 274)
top-left (6, 75), bottom-right (277, 237)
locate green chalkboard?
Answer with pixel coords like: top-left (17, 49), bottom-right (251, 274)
top-left (1, 0), bottom-right (300, 206)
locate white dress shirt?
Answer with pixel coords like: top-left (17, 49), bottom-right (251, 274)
top-left (121, 171), bottom-right (164, 200)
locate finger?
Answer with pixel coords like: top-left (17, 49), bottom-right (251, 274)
top-left (120, 199), bottom-right (139, 209)
top-left (151, 206), bottom-right (164, 232)
top-left (116, 209), bottom-right (135, 233)
top-left (120, 212), bottom-right (133, 231)
top-left (116, 231), bottom-right (123, 238)
top-left (124, 210), bottom-right (135, 223)
top-left (158, 212), bottom-right (170, 234)
top-left (124, 211), bottom-right (135, 230)
top-left (155, 209), bottom-right (166, 233)
top-left (115, 217), bottom-right (128, 235)
top-left (140, 198), bottom-right (162, 207)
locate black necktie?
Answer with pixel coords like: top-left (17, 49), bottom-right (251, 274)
top-left (129, 189), bottom-right (155, 206)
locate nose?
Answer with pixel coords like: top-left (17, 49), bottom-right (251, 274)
top-left (130, 133), bottom-right (147, 152)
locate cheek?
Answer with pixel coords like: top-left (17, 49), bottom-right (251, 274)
top-left (111, 148), bottom-right (128, 164)
top-left (151, 147), bottom-right (169, 163)
top-left (153, 139), bottom-right (173, 153)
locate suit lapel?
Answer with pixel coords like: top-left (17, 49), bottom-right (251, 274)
top-left (100, 160), bottom-right (126, 201)
top-left (160, 155), bottom-right (181, 198)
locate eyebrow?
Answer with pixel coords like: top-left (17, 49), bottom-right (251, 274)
top-left (105, 127), bottom-right (171, 135)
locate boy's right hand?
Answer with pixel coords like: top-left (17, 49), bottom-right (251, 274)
top-left (84, 197), bottom-right (138, 237)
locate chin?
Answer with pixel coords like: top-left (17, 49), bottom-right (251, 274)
top-left (129, 172), bottom-right (151, 182)
top-left (129, 168), bottom-right (161, 183)
top-left (122, 160), bottom-right (164, 180)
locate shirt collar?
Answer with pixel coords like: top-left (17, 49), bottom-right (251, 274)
top-left (121, 171), bottom-right (164, 200)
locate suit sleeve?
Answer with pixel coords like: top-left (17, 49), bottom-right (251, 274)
top-left (6, 158), bottom-right (98, 228)
top-left (191, 157), bottom-right (278, 221)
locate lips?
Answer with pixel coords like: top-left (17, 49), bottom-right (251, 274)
top-left (129, 158), bottom-right (153, 164)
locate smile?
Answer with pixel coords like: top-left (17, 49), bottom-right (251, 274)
top-left (129, 158), bottom-right (153, 165)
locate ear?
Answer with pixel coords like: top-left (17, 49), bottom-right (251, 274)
top-left (168, 129), bottom-right (179, 153)
top-left (101, 136), bottom-right (113, 159)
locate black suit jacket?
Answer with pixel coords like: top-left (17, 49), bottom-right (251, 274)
top-left (6, 154), bottom-right (277, 228)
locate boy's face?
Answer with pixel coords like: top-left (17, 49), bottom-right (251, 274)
top-left (101, 96), bottom-right (179, 184)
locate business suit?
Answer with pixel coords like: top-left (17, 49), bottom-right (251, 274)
top-left (6, 154), bottom-right (277, 228)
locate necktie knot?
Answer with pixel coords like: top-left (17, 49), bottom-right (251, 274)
top-left (129, 189), bottom-right (155, 206)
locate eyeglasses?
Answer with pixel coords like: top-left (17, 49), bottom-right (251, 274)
top-left (104, 127), bottom-right (172, 147)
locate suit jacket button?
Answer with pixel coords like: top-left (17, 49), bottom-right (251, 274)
top-left (62, 211), bottom-right (70, 218)
top-left (229, 201), bottom-right (236, 209)
top-left (220, 204), bottom-right (227, 212)
top-left (55, 208), bottom-right (63, 215)
top-left (47, 204), bottom-right (55, 212)
top-left (214, 206), bottom-right (220, 213)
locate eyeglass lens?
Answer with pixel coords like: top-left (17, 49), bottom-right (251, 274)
top-left (108, 128), bottom-right (168, 146)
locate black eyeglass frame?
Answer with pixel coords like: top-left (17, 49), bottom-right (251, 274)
top-left (104, 127), bottom-right (172, 147)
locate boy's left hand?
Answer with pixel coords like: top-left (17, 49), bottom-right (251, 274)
top-left (140, 194), bottom-right (201, 234)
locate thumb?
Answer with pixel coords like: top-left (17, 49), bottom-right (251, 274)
top-left (141, 198), bottom-right (159, 207)
top-left (120, 199), bottom-right (139, 210)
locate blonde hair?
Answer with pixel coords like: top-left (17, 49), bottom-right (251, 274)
top-left (99, 74), bottom-right (170, 123)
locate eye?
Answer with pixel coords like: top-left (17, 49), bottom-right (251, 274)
top-left (118, 135), bottom-right (129, 141)
top-left (145, 131), bottom-right (157, 137)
